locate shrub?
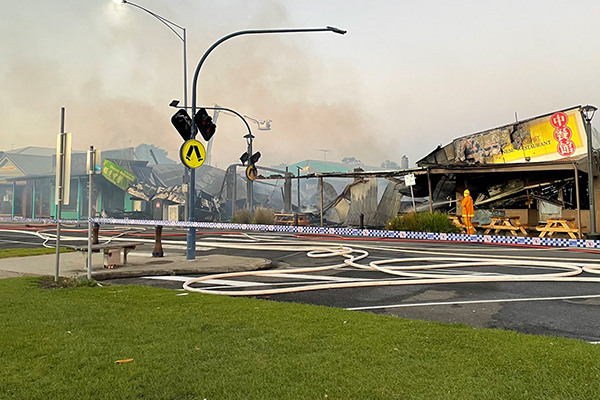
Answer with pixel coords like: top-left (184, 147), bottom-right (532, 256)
top-left (251, 207), bottom-right (276, 225)
top-left (387, 211), bottom-right (461, 233)
top-left (38, 276), bottom-right (98, 289)
top-left (231, 209), bottom-right (252, 224)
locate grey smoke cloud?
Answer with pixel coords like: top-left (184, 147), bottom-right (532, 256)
top-left (0, 0), bottom-right (388, 167)
top-left (4, 0), bottom-right (600, 169)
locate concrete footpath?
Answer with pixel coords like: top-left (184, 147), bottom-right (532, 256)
top-left (0, 249), bottom-right (272, 280)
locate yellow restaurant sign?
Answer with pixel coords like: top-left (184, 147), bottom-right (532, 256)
top-left (454, 107), bottom-right (587, 165)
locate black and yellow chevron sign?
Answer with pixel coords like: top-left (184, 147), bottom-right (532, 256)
top-left (179, 139), bottom-right (206, 169)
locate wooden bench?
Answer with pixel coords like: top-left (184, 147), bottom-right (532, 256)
top-left (447, 215), bottom-right (479, 233)
top-left (274, 213), bottom-right (310, 227)
top-left (481, 216), bottom-right (528, 236)
top-left (536, 218), bottom-right (584, 239)
top-left (75, 241), bottom-right (144, 268)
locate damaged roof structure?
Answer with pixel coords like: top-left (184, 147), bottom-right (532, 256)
top-left (267, 105), bottom-right (599, 234)
top-left (414, 105), bottom-right (599, 234)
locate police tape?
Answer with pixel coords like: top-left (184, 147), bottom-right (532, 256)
top-left (0, 216), bottom-right (598, 249)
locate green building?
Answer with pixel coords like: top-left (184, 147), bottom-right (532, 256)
top-left (0, 147), bottom-right (159, 220)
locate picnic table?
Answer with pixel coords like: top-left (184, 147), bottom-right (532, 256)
top-left (447, 215), bottom-right (479, 233)
top-left (274, 213), bottom-right (310, 227)
top-left (481, 216), bottom-right (528, 236)
top-left (536, 218), bottom-right (584, 239)
top-left (74, 241), bottom-right (144, 268)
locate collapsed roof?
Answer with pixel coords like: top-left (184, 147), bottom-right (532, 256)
top-left (415, 106), bottom-right (598, 212)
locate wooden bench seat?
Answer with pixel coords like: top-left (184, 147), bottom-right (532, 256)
top-left (75, 241), bottom-right (144, 268)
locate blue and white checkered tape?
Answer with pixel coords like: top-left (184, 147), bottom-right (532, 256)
top-left (1, 216), bottom-right (599, 249)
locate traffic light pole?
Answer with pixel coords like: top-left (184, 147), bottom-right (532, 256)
top-left (246, 133), bottom-right (254, 211)
top-left (187, 26), bottom-right (346, 260)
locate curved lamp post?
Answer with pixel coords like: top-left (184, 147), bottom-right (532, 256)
top-left (582, 105), bottom-right (598, 239)
top-left (242, 114), bottom-right (271, 211)
top-left (243, 115), bottom-right (272, 131)
top-left (170, 101), bottom-right (256, 222)
top-left (117, 0), bottom-right (187, 114)
top-left (115, 0), bottom-right (190, 215)
top-left (186, 26), bottom-right (346, 260)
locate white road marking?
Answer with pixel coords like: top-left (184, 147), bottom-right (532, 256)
top-left (346, 294), bottom-right (600, 311)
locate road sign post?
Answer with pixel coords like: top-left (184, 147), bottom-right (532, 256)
top-left (86, 146), bottom-right (101, 280)
top-left (405, 173), bottom-right (417, 212)
top-left (54, 108), bottom-right (71, 282)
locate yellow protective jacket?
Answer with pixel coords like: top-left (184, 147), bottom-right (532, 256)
top-left (461, 195), bottom-right (474, 218)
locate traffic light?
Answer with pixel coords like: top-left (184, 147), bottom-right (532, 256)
top-left (194, 108), bottom-right (216, 142)
top-left (240, 151), bottom-right (261, 166)
top-left (171, 109), bottom-right (192, 141)
top-left (249, 151), bottom-right (261, 165)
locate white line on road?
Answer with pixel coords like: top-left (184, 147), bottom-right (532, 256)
top-left (346, 294), bottom-right (600, 311)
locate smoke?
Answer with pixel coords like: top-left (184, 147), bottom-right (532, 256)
top-left (194, 2), bottom-right (388, 167)
top-left (0, 0), bottom-right (394, 167)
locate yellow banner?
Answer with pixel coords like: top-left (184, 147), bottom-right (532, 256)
top-left (454, 108), bottom-right (587, 165)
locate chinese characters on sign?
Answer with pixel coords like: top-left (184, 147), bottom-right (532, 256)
top-left (550, 111), bottom-right (576, 157)
top-left (102, 159), bottom-right (136, 191)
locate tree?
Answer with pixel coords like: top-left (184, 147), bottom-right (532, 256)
top-left (381, 160), bottom-right (400, 169)
top-left (341, 157), bottom-right (362, 165)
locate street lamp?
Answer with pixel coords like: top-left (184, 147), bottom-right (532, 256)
top-left (242, 115), bottom-right (271, 211)
top-left (582, 105), bottom-right (598, 239)
top-left (186, 26), bottom-right (346, 260)
top-left (243, 115), bottom-right (272, 131)
top-left (296, 165), bottom-right (303, 213)
top-left (116, 0), bottom-right (190, 217)
top-left (317, 149), bottom-right (331, 171)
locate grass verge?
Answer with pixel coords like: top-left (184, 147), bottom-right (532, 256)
top-left (0, 247), bottom-right (73, 259)
top-left (1, 277), bottom-right (600, 399)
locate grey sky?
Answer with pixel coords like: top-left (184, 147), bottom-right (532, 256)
top-left (2, 0), bottom-right (600, 168)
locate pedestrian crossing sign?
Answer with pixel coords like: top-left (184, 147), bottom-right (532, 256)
top-left (180, 139), bottom-right (206, 169)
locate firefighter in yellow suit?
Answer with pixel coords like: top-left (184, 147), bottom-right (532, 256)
top-left (461, 189), bottom-right (475, 235)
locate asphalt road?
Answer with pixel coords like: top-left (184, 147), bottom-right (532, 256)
top-left (3, 224), bottom-right (600, 342)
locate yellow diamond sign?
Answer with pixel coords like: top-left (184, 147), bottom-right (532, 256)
top-left (246, 165), bottom-right (258, 181)
top-left (179, 139), bottom-right (206, 169)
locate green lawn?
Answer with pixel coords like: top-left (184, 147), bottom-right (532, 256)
top-left (0, 247), bottom-right (73, 259)
top-left (1, 277), bottom-right (600, 399)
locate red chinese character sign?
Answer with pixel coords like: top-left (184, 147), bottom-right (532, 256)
top-left (557, 140), bottom-right (576, 157)
top-left (550, 112), bottom-right (576, 157)
top-left (550, 112), bottom-right (569, 129)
